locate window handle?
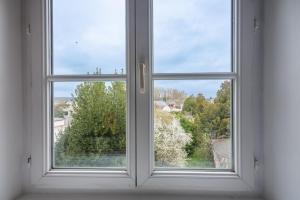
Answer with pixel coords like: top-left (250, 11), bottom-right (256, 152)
top-left (138, 63), bottom-right (146, 94)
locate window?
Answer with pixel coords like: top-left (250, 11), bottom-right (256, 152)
top-left (51, 0), bottom-right (128, 169)
top-left (152, 0), bottom-right (233, 170)
top-left (27, 0), bottom-right (258, 191)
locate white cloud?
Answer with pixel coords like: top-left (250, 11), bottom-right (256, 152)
top-left (53, 0), bottom-right (126, 74)
top-left (153, 0), bottom-right (231, 73)
top-left (53, 0), bottom-right (232, 95)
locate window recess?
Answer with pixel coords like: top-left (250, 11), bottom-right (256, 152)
top-left (27, 0), bottom-right (260, 192)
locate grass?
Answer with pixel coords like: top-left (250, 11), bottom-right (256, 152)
top-left (186, 147), bottom-right (215, 168)
top-left (175, 112), bottom-right (215, 168)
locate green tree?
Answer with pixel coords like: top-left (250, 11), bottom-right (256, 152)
top-left (213, 81), bottom-right (231, 138)
top-left (54, 81), bottom-right (126, 167)
top-left (180, 81), bottom-right (231, 167)
top-left (182, 93), bottom-right (215, 164)
top-left (182, 95), bottom-right (197, 114)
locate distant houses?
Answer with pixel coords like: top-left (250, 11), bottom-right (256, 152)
top-left (154, 100), bottom-right (183, 112)
top-left (53, 97), bottom-right (73, 142)
top-left (53, 98), bottom-right (183, 142)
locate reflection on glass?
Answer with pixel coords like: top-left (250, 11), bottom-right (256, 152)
top-left (53, 0), bottom-right (126, 74)
top-left (52, 81), bottom-right (126, 168)
top-left (154, 80), bottom-right (232, 169)
top-left (153, 0), bottom-right (231, 73)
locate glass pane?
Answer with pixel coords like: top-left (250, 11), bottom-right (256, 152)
top-left (153, 0), bottom-right (232, 73)
top-left (52, 81), bottom-right (127, 168)
top-left (52, 0), bottom-right (126, 75)
top-left (153, 80), bottom-right (232, 169)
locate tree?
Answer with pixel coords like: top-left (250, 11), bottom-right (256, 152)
top-left (182, 95), bottom-right (197, 114)
top-left (154, 87), bottom-right (187, 105)
top-left (182, 94), bottom-right (207, 156)
top-left (180, 81), bottom-right (231, 167)
top-left (54, 81), bottom-right (126, 167)
top-left (182, 81), bottom-right (231, 140)
top-left (213, 81), bottom-right (231, 138)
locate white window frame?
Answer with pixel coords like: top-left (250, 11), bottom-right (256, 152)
top-left (135, 0), bottom-right (253, 191)
top-left (27, 0), bottom-right (136, 190)
top-left (25, 0), bottom-right (260, 193)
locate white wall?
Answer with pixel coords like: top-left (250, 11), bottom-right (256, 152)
top-left (264, 0), bottom-right (300, 200)
top-left (0, 0), bottom-right (23, 199)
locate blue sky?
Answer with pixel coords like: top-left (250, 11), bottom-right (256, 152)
top-left (53, 0), bottom-right (231, 98)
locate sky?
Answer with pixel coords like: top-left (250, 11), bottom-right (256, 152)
top-left (53, 0), bottom-right (231, 98)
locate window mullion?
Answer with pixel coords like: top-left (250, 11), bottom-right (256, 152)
top-left (135, 0), bottom-right (152, 186)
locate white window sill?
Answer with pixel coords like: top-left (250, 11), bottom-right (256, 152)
top-left (17, 193), bottom-right (263, 200)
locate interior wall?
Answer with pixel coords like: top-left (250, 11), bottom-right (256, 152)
top-left (19, 0), bottom-right (264, 198)
top-left (0, 0), bottom-right (23, 199)
top-left (264, 0), bottom-right (300, 200)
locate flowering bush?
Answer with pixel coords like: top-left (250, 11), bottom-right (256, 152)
top-left (154, 108), bottom-right (192, 167)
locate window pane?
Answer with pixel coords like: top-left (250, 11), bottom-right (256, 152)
top-left (153, 80), bottom-right (232, 169)
top-left (153, 0), bottom-right (232, 73)
top-left (52, 81), bottom-right (127, 168)
top-left (53, 0), bottom-right (126, 75)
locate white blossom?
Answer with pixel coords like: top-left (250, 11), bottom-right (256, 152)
top-left (154, 109), bottom-right (192, 167)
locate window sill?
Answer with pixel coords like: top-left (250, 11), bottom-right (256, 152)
top-left (17, 193), bottom-right (263, 200)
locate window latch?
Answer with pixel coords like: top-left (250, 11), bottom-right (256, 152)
top-left (254, 17), bottom-right (260, 32)
top-left (25, 153), bottom-right (31, 168)
top-left (26, 24), bottom-right (31, 36)
top-left (138, 63), bottom-right (146, 94)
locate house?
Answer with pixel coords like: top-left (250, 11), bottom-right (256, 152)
top-left (154, 101), bottom-right (171, 112)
